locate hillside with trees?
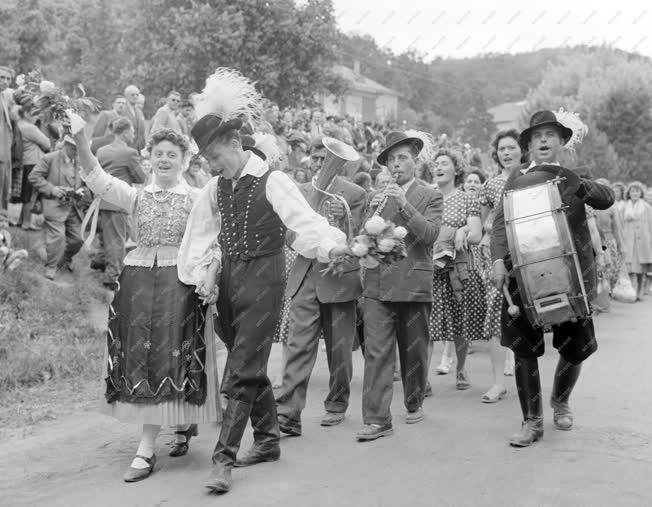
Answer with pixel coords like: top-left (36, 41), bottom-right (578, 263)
top-left (1, 0), bottom-right (650, 181)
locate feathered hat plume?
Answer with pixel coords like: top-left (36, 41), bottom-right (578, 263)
top-left (555, 108), bottom-right (588, 151)
top-left (405, 129), bottom-right (436, 163)
top-left (252, 133), bottom-right (283, 167)
top-left (195, 67), bottom-right (263, 124)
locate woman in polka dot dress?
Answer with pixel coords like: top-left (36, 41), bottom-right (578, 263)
top-left (476, 130), bottom-right (524, 402)
top-left (429, 149), bottom-right (485, 390)
top-left (272, 246), bottom-right (297, 388)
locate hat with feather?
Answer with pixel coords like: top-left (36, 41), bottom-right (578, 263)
top-left (191, 68), bottom-right (263, 155)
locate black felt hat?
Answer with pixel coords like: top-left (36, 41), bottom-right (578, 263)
top-left (240, 134), bottom-right (266, 160)
top-left (519, 110), bottom-right (573, 151)
top-left (377, 131), bottom-right (424, 166)
top-left (191, 113), bottom-right (243, 155)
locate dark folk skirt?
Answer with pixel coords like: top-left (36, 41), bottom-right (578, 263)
top-left (105, 265), bottom-right (207, 406)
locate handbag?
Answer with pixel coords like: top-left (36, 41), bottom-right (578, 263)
top-left (612, 264), bottom-right (637, 303)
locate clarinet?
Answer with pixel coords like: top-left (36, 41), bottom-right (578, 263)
top-left (374, 176), bottom-right (397, 217)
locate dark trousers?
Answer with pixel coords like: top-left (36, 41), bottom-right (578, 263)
top-left (501, 277), bottom-right (597, 364)
top-left (275, 269), bottom-right (356, 421)
top-left (98, 209), bottom-right (128, 283)
top-left (212, 253), bottom-right (285, 466)
top-left (42, 206), bottom-right (83, 268)
top-left (361, 298), bottom-right (430, 425)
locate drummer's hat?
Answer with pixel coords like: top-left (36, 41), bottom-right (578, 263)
top-left (519, 110), bottom-right (573, 152)
top-left (377, 131), bottom-right (424, 166)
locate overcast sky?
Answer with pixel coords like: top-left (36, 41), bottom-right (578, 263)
top-left (332, 0), bottom-right (651, 60)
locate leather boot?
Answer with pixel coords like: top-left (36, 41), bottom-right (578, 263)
top-left (235, 384), bottom-right (281, 467)
top-left (509, 355), bottom-right (544, 448)
top-left (205, 462), bottom-right (232, 493)
top-left (211, 398), bottom-right (251, 471)
top-left (550, 357), bottom-right (581, 431)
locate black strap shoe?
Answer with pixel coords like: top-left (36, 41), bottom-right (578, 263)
top-left (169, 424), bottom-right (198, 457)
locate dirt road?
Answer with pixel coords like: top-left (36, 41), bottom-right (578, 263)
top-left (2, 299), bottom-right (651, 507)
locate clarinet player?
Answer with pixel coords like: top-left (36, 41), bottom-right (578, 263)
top-left (357, 131), bottom-right (443, 441)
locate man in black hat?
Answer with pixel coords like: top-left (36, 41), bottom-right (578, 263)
top-left (491, 110), bottom-right (614, 447)
top-left (357, 131), bottom-right (443, 441)
top-left (183, 100), bottom-right (351, 492)
top-left (275, 137), bottom-right (366, 435)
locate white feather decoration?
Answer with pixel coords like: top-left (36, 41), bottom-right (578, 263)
top-left (555, 108), bottom-right (588, 150)
top-left (252, 133), bottom-right (282, 166)
top-left (405, 129), bottom-right (436, 163)
top-left (195, 68), bottom-right (263, 123)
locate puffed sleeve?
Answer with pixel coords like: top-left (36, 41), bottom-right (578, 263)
top-left (266, 171), bottom-right (345, 263)
top-left (177, 177), bottom-right (222, 286)
top-left (81, 163), bottom-right (138, 213)
top-left (466, 193), bottom-right (481, 217)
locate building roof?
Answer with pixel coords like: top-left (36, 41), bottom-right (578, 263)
top-left (488, 100), bottom-right (526, 124)
top-left (334, 64), bottom-right (400, 97)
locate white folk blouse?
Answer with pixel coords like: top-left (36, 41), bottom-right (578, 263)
top-left (82, 165), bottom-right (221, 286)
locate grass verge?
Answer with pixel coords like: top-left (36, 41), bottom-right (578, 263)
top-left (0, 225), bottom-right (110, 434)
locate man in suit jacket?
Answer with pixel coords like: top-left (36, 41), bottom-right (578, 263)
top-left (28, 137), bottom-right (85, 280)
top-left (0, 66), bottom-right (15, 211)
top-left (491, 110), bottom-right (615, 448)
top-left (149, 91), bottom-right (182, 135)
top-left (92, 96), bottom-right (128, 139)
top-left (357, 131), bottom-right (443, 442)
top-left (95, 117), bottom-right (145, 288)
top-left (124, 85), bottom-right (147, 151)
top-left (275, 138), bottom-right (367, 435)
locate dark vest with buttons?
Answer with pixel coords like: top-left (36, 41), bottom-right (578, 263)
top-left (216, 170), bottom-right (286, 261)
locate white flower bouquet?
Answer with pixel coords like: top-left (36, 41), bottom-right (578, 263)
top-left (322, 215), bottom-right (408, 276)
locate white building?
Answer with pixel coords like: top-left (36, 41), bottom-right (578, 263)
top-left (488, 100), bottom-right (526, 131)
top-left (319, 63), bottom-right (400, 123)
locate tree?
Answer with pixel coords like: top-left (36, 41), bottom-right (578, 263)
top-left (119, 0), bottom-right (344, 111)
top-left (0, 0), bottom-right (54, 72)
top-left (456, 86), bottom-right (496, 149)
top-left (522, 49), bottom-right (652, 183)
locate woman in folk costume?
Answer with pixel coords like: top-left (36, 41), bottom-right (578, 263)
top-left (71, 117), bottom-right (222, 482)
top-left (622, 180), bottom-right (652, 300)
top-left (179, 69), bottom-right (348, 494)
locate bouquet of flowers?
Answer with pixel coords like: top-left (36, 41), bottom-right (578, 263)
top-left (322, 215), bottom-right (408, 276)
top-left (15, 70), bottom-right (101, 126)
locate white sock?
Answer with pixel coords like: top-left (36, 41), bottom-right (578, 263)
top-left (175, 424), bottom-right (190, 444)
top-left (131, 424), bottom-right (160, 469)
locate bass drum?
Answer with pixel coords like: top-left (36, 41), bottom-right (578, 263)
top-left (503, 169), bottom-right (590, 328)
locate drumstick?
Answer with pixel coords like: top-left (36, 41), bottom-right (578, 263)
top-left (502, 284), bottom-right (521, 317)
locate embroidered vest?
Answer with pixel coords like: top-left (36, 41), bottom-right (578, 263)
top-left (216, 170), bottom-right (286, 260)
